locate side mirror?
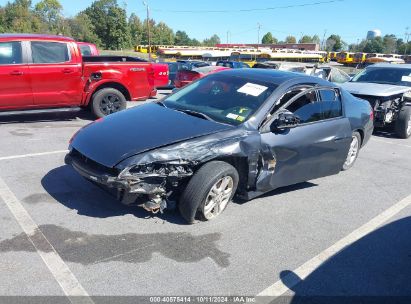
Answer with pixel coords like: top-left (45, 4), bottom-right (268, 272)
top-left (270, 112), bottom-right (300, 132)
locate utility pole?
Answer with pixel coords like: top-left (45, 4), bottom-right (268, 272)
top-left (321, 29), bottom-right (327, 51)
top-left (404, 27), bottom-right (410, 55)
top-left (143, 1), bottom-right (151, 60)
top-left (257, 23), bottom-right (261, 49)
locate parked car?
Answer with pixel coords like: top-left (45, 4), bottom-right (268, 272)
top-left (174, 66), bottom-right (230, 88)
top-left (0, 34), bottom-right (169, 118)
top-left (216, 61), bottom-right (250, 68)
top-left (177, 60), bottom-right (210, 70)
top-left (340, 63), bottom-right (411, 138)
top-left (77, 42), bottom-right (99, 56)
top-left (157, 62), bottom-right (182, 88)
top-left (66, 69), bottom-right (373, 223)
top-left (252, 62), bottom-right (280, 69)
top-left (253, 61), bottom-right (350, 83)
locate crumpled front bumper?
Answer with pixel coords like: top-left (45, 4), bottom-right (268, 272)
top-left (64, 154), bottom-right (131, 197)
top-left (64, 151), bottom-right (190, 207)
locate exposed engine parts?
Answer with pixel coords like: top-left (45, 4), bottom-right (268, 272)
top-left (366, 94), bottom-right (406, 127)
top-left (115, 162), bottom-right (195, 212)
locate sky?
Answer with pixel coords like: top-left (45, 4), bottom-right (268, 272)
top-left (1, 0), bottom-right (411, 44)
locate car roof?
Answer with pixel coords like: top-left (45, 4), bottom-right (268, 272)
top-left (368, 63), bottom-right (411, 69)
top-left (216, 68), bottom-right (330, 86)
top-left (0, 33), bottom-right (75, 42)
top-left (77, 41), bottom-right (96, 46)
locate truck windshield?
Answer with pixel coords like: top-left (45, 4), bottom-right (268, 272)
top-left (351, 67), bottom-right (411, 86)
top-left (162, 73), bottom-right (277, 125)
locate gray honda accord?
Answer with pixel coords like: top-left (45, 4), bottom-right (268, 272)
top-left (65, 69), bottom-right (374, 223)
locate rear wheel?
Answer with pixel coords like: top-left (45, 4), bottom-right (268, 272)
top-left (179, 161), bottom-right (238, 224)
top-left (91, 88), bottom-right (127, 118)
top-left (342, 131), bottom-right (361, 171)
top-left (395, 106), bottom-right (411, 139)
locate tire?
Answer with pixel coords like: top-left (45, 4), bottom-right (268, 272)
top-left (91, 88), bottom-right (127, 118)
top-left (395, 106), bottom-right (411, 139)
top-left (342, 131), bottom-right (361, 171)
top-left (179, 161), bottom-right (239, 224)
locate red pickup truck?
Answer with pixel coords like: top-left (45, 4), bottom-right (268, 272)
top-left (0, 34), bottom-right (168, 117)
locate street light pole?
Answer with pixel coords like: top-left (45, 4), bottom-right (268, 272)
top-left (143, 1), bottom-right (151, 61)
top-left (257, 23), bottom-right (261, 49)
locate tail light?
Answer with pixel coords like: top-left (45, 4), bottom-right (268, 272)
top-left (370, 109), bottom-right (374, 121)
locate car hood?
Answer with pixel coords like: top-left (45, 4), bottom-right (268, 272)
top-left (339, 82), bottom-right (410, 97)
top-left (70, 103), bottom-right (234, 168)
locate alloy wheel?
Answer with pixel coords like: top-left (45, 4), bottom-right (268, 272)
top-left (202, 176), bottom-right (234, 220)
top-left (344, 135), bottom-right (359, 168)
top-left (100, 94), bottom-right (122, 115)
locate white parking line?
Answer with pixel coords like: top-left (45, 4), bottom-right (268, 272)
top-left (0, 150), bottom-right (68, 161)
top-left (0, 176), bottom-right (93, 304)
top-left (371, 137), bottom-right (411, 148)
top-left (257, 193), bottom-right (411, 298)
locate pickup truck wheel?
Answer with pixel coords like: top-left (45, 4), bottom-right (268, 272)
top-left (91, 88), bottom-right (126, 118)
top-left (395, 106), bottom-right (411, 139)
top-left (179, 161), bottom-right (239, 224)
top-left (342, 131), bottom-right (361, 171)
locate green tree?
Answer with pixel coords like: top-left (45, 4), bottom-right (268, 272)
top-left (299, 35), bottom-right (313, 43)
top-left (285, 35), bottom-right (296, 43)
top-left (84, 0), bottom-right (131, 50)
top-left (202, 34), bottom-right (221, 46)
top-left (175, 30), bottom-right (191, 45)
top-left (326, 34), bottom-right (344, 51)
top-left (190, 38), bottom-right (201, 46)
top-left (140, 18), bottom-right (155, 45)
top-left (3, 0), bottom-right (43, 33)
top-left (154, 21), bottom-right (174, 45)
top-left (261, 32), bottom-right (278, 44)
top-left (0, 7), bottom-right (6, 32)
top-left (383, 34), bottom-right (397, 54)
top-left (129, 13), bottom-right (143, 45)
top-left (363, 37), bottom-right (384, 53)
top-left (34, 0), bottom-right (62, 32)
top-left (311, 34), bottom-right (320, 44)
top-left (67, 12), bottom-right (101, 45)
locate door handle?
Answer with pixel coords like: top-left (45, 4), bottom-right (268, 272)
top-left (62, 68), bottom-right (74, 74)
top-left (10, 70), bottom-right (23, 76)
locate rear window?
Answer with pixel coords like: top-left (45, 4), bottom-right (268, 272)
top-left (79, 44), bottom-right (92, 56)
top-left (0, 42), bottom-right (22, 65)
top-left (31, 41), bottom-right (70, 64)
top-left (167, 63), bottom-right (178, 73)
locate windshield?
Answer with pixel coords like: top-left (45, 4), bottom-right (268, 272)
top-left (162, 73), bottom-right (277, 125)
top-left (351, 67), bottom-right (411, 86)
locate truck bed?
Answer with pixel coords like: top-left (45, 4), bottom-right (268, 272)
top-left (83, 56), bottom-right (148, 63)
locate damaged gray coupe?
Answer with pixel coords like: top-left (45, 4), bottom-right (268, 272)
top-left (340, 63), bottom-right (411, 138)
top-left (65, 69), bottom-right (374, 223)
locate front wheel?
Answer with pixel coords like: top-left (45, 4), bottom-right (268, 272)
top-left (179, 161), bottom-right (239, 224)
top-left (91, 88), bottom-right (127, 118)
top-left (395, 106), bottom-right (411, 139)
top-left (342, 131), bottom-right (361, 171)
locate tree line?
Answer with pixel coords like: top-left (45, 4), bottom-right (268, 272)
top-left (0, 0), bottom-right (221, 49)
top-left (2, 0), bottom-right (410, 54)
top-left (261, 31), bottom-right (411, 55)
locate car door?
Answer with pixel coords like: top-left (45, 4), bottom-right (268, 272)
top-left (0, 41), bottom-right (33, 109)
top-left (29, 41), bottom-right (82, 106)
top-left (257, 86), bottom-right (352, 192)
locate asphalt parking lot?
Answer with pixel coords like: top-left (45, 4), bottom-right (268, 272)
top-left (1, 90), bottom-right (411, 303)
